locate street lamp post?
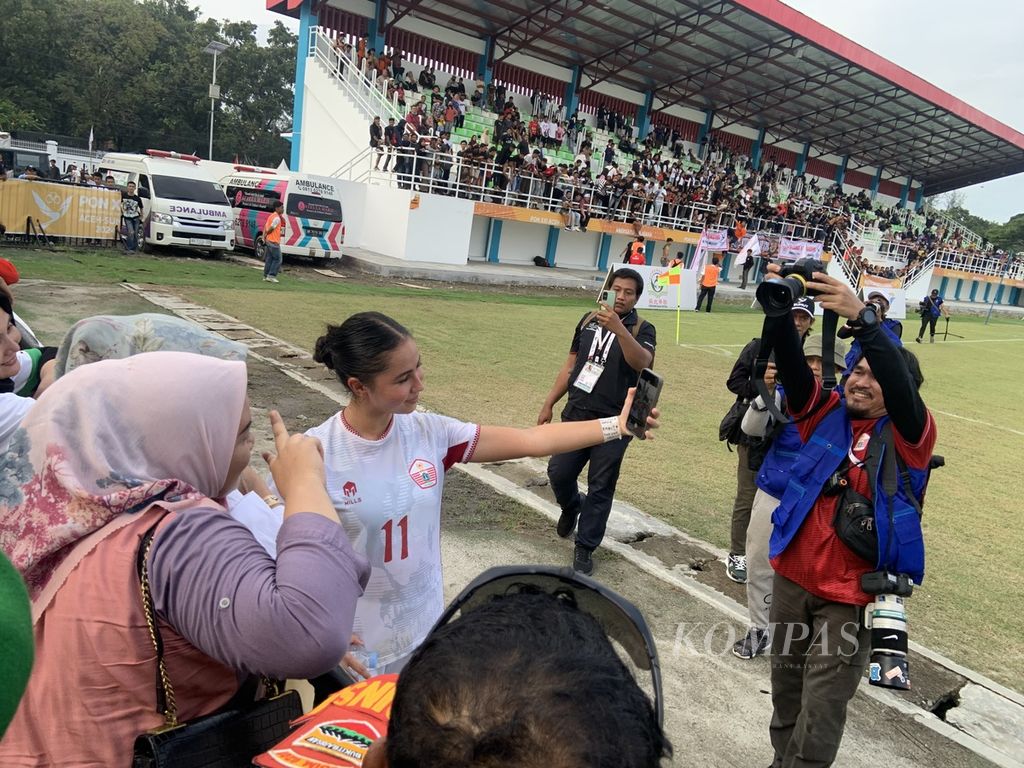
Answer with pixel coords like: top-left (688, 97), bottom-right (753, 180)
top-left (203, 41), bottom-right (229, 160)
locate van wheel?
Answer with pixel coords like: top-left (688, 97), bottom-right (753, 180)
top-left (254, 236), bottom-right (267, 262)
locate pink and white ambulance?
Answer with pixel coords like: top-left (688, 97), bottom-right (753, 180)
top-left (219, 166), bottom-right (345, 261)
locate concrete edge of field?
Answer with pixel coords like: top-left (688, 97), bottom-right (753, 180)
top-left (120, 281), bottom-right (1024, 767)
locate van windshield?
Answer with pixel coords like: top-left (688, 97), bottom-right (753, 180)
top-left (152, 175), bottom-right (228, 205)
top-left (286, 193), bottom-right (343, 222)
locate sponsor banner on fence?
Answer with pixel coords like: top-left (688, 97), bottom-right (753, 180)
top-left (611, 263), bottom-right (698, 311)
top-left (0, 179), bottom-right (121, 239)
top-left (689, 229), bottom-right (729, 272)
top-left (778, 238), bottom-right (824, 261)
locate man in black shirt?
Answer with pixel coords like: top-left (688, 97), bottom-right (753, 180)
top-left (538, 268), bottom-right (656, 575)
top-left (370, 116), bottom-right (384, 170)
top-left (120, 181), bottom-right (145, 253)
top-left (382, 117), bottom-right (398, 172)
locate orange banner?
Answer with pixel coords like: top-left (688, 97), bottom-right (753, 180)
top-left (861, 274), bottom-right (903, 290)
top-left (472, 201), bottom-right (701, 244)
top-left (0, 178), bottom-right (122, 239)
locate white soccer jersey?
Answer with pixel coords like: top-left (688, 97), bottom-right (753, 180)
top-left (308, 410), bottom-right (480, 667)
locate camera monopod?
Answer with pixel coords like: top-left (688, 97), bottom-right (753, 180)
top-left (752, 307), bottom-right (841, 424)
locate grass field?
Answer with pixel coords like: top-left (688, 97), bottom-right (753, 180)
top-left (11, 249), bottom-right (1024, 691)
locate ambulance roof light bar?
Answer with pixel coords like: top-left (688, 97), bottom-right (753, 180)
top-left (146, 149), bottom-right (201, 164)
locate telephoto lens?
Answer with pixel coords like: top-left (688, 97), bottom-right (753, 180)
top-left (865, 593), bottom-right (910, 690)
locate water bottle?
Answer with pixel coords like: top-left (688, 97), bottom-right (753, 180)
top-left (351, 649), bottom-right (379, 679)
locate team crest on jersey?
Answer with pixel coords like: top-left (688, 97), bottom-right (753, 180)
top-left (408, 459), bottom-right (438, 489)
top-left (340, 481), bottom-right (362, 505)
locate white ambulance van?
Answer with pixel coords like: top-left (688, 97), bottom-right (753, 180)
top-left (212, 164), bottom-right (344, 261)
top-left (99, 150), bottom-right (234, 254)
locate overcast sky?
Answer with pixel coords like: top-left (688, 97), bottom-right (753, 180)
top-left (191, 0), bottom-right (1024, 222)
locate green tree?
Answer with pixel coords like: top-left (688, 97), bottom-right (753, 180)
top-left (0, 0), bottom-right (294, 162)
top-left (0, 98), bottom-right (42, 131)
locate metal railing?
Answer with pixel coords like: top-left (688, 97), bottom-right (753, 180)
top-left (310, 29), bottom-right (404, 127)
top-left (334, 145), bottom-right (833, 244)
top-left (932, 248), bottom-right (1022, 279)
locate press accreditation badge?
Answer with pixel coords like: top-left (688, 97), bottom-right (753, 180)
top-left (574, 361), bottom-right (605, 393)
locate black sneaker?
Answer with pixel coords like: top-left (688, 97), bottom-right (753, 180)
top-left (732, 627), bottom-right (770, 659)
top-left (556, 493), bottom-right (584, 538)
top-left (573, 544), bottom-right (594, 576)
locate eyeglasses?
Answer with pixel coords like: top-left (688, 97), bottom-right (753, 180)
top-left (429, 565), bottom-right (664, 726)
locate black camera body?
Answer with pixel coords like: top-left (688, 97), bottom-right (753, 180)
top-left (756, 258), bottom-right (826, 317)
top-left (861, 570), bottom-right (914, 597)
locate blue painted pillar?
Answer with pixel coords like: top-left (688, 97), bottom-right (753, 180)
top-left (697, 110), bottom-right (714, 159)
top-left (644, 239), bottom-right (655, 265)
top-left (720, 252), bottom-right (733, 282)
top-left (597, 232), bottom-right (612, 271)
top-left (969, 281), bottom-right (978, 301)
top-left (983, 282), bottom-right (991, 302)
top-left (796, 142), bottom-right (811, 175)
top-left (366, 0), bottom-right (387, 53)
top-left (563, 64), bottom-right (582, 117)
top-left (954, 278), bottom-right (963, 300)
top-left (636, 90), bottom-right (654, 139)
top-left (486, 219), bottom-right (502, 262)
top-left (899, 178), bottom-right (912, 208)
top-left (289, 0), bottom-right (316, 171)
top-left (545, 226), bottom-right (560, 266)
top-left (939, 276), bottom-right (949, 295)
top-left (995, 283), bottom-right (1006, 304)
top-left (751, 127), bottom-right (766, 170)
top-left (915, 186), bottom-right (925, 212)
top-left (834, 155), bottom-right (849, 188)
top-left (1010, 287), bottom-right (1021, 306)
top-left (477, 36), bottom-right (495, 86)
top-left (870, 166), bottom-right (883, 200)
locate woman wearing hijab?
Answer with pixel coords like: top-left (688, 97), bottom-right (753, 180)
top-left (0, 352), bottom-right (370, 765)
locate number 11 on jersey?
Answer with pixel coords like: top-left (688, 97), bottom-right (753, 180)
top-left (381, 516), bottom-right (409, 563)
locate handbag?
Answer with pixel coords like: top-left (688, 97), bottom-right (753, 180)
top-left (132, 528), bottom-right (303, 768)
top-left (718, 398), bottom-right (750, 446)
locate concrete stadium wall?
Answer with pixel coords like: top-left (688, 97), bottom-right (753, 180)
top-left (300, 59), bottom-right (366, 176)
top-left (406, 193), bottom-right (474, 264)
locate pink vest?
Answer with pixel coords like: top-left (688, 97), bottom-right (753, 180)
top-left (0, 510), bottom-right (238, 766)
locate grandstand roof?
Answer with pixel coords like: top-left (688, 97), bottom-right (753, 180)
top-left (298, 0), bottom-right (1024, 196)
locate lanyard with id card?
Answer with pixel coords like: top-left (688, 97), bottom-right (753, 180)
top-left (574, 360), bottom-right (605, 393)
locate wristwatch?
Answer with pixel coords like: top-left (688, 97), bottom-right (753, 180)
top-left (856, 304), bottom-right (879, 330)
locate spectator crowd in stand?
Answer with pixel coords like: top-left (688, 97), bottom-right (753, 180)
top-left (341, 34), bottom-right (1017, 275)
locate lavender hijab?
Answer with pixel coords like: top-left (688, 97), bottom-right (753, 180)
top-left (0, 351), bottom-right (247, 603)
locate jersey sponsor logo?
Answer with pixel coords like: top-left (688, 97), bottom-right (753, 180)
top-left (408, 459), bottom-right (438, 489)
top-left (341, 481), bottom-right (362, 506)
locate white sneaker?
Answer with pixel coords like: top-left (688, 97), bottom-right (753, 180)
top-left (726, 553), bottom-right (747, 584)
top-left (263, 277), bottom-right (271, 282)
top-left (268, 277), bottom-right (279, 283)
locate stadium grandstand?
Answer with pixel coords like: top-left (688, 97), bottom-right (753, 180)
top-left (269, 0), bottom-right (1024, 309)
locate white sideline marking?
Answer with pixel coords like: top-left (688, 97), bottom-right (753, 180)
top-left (940, 338), bottom-right (1024, 344)
top-left (933, 409), bottom-right (1024, 437)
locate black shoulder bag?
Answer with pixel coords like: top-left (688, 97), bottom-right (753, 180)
top-left (832, 422), bottom-right (924, 565)
top-left (132, 526), bottom-right (303, 768)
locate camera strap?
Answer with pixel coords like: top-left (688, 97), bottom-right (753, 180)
top-left (753, 336), bottom-right (790, 423)
top-left (819, 309), bottom-right (840, 393)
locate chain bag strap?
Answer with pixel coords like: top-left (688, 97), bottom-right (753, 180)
top-left (132, 522), bottom-right (303, 768)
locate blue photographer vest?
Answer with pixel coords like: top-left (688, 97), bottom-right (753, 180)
top-left (756, 421), bottom-right (802, 499)
top-left (768, 406), bottom-right (928, 584)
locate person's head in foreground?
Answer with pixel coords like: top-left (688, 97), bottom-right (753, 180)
top-left (368, 569), bottom-right (671, 768)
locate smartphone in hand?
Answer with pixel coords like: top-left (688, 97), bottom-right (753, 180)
top-left (626, 368), bottom-right (663, 440)
top-left (598, 289), bottom-right (615, 307)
